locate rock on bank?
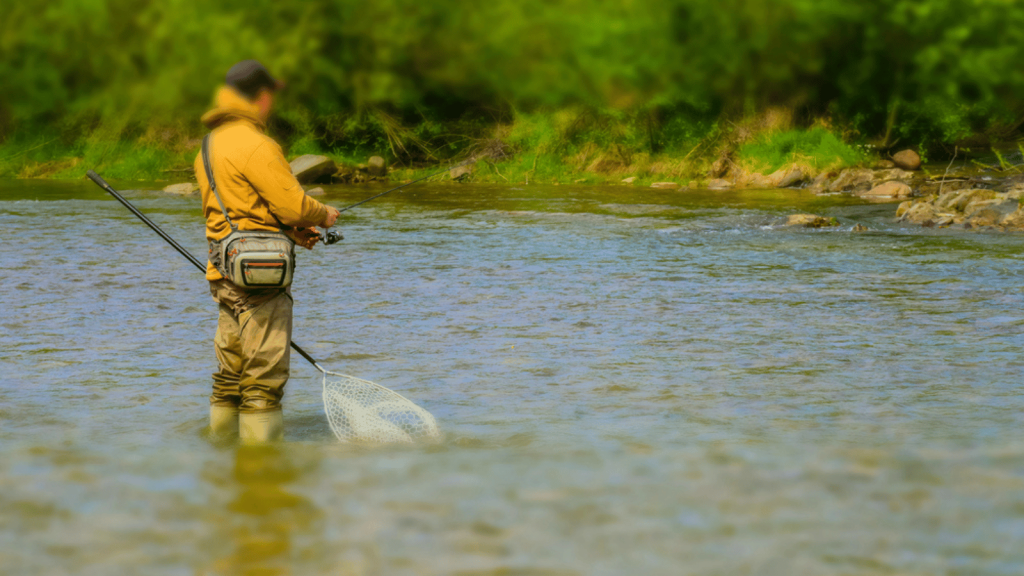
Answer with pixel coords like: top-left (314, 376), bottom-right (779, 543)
top-left (897, 187), bottom-right (1024, 230)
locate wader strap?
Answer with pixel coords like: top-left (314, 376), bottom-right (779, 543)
top-left (201, 133), bottom-right (238, 233)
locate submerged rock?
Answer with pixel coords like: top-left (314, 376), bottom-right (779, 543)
top-left (163, 182), bottom-right (199, 195)
top-left (707, 178), bottom-right (733, 190)
top-left (892, 149), bottom-right (922, 170)
top-left (786, 214), bottom-right (839, 228)
top-left (851, 223), bottom-right (869, 232)
top-left (290, 155), bottom-right (337, 184)
top-left (304, 187), bottom-right (325, 197)
top-left (859, 181), bottom-right (912, 199)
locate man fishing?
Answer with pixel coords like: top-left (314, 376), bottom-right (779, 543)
top-left (197, 60), bottom-right (340, 443)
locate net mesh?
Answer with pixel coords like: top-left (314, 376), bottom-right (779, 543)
top-left (321, 370), bottom-right (442, 444)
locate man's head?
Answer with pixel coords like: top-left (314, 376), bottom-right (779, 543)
top-left (225, 60), bottom-right (284, 121)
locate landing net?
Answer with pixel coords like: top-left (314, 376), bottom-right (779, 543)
top-left (321, 370), bottom-right (442, 444)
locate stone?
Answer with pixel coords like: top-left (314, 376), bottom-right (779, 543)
top-left (964, 198), bottom-right (1018, 223)
top-left (828, 168), bottom-right (875, 193)
top-left (1000, 207), bottom-right (1024, 230)
top-left (851, 224), bottom-right (869, 232)
top-left (707, 178), bottom-right (733, 190)
top-left (290, 155), bottom-right (337, 184)
top-left (872, 168), bottom-right (915, 184)
top-left (740, 166), bottom-right (805, 189)
top-left (892, 149), bottom-right (922, 170)
top-left (772, 165), bottom-right (806, 188)
top-left (859, 181), bottom-right (912, 199)
top-left (786, 214), bottom-right (838, 228)
top-left (808, 171), bottom-right (836, 194)
top-left (450, 164), bottom-right (473, 181)
top-left (966, 207), bottom-right (1005, 228)
top-left (650, 182), bottom-right (679, 189)
top-left (304, 187), bottom-right (325, 196)
top-left (900, 202), bottom-right (938, 225)
top-left (367, 156), bottom-right (387, 178)
top-left (688, 180), bottom-right (698, 189)
top-left (621, 176), bottom-right (637, 184)
top-left (1003, 186), bottom-right (1024, 200)
top-left (874, 160), bottom-right (896, 169)
top-left (896, 200), bottom-right (914, 219)
top-left (949, 189), bottom-right (997, 212)
top-left (933, 190), bottom-right (961, 211)
top-left (162, 182), bottom-right (199, 195)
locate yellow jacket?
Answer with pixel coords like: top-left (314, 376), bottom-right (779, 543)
top-left (195, 86), bottom-right (329, 280)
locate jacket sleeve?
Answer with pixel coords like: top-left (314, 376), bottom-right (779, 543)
top-left (244, 140), bottom-right (329, 228)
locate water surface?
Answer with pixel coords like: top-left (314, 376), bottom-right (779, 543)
top-left (2, 179), bottom-right (1022, 575)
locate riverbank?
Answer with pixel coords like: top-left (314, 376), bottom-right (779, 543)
top-left (0, 111), bottom-right (874, 187)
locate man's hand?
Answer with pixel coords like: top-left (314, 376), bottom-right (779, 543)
top-left (292, 227), bottom-right (322, 250)
top-left (322, 206), bottom-right (340, 228)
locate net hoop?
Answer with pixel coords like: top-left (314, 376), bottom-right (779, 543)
top-left (320, 369), bottom-right (442, 444)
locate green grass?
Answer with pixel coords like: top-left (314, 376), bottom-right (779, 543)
top-left (737, 128), bottom-right (867, 173)
top-left (0, 115), bottom-right (873, 185)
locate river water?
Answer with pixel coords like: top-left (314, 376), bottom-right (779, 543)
top-left (1, 179), bottom-right (1022, 575)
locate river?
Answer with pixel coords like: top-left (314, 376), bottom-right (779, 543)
top-left (1, 179), bottom-right (1022, 575)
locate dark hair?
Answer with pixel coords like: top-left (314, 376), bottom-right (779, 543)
top-left (225, 60), bottom-right (283, 100)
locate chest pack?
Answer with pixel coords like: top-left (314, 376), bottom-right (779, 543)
top-left (202, 133), bottom-right (295, 289)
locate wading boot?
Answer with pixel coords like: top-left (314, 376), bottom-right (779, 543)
top-left (210, 405), bottom-right (239, 439)
top-left (239, 410), bottom-right (284, 444)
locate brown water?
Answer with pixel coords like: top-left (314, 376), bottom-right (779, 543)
top-left (2, 179), bottom-right (1023, 575)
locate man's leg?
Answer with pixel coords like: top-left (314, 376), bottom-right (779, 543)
top-left (237, 291), bottom-right (293, 443)
top-left (210, 284), bottom-right (244, 437)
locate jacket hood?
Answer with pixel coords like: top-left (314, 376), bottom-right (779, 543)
top-left (200, 86), bottom-right (265, 130)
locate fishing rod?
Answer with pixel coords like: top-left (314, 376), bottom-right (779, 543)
top-left (85, 170), bottom-right (323, 369)
top-left (312, 157), bottom-right (479, 245)
top-left (336, 157), bottom-right (477, 215)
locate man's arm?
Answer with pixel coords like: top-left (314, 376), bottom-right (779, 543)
top-left (244, 140), bottom-right (331, 228)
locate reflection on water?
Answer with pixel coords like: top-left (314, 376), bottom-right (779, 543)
top-left (207, 446), bottom-right (321, 575)
top-left (1, 179), bottom-right (1023, 574)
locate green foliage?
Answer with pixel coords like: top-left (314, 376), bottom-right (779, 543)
top-left (738, 129), bottom-right (868, 173)
top-left (2, 0), bottom-right (1023, 178)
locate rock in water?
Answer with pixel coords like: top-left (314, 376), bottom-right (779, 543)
top-left (707, 178), bottom-right (733, 190)
top-left (290, 155), bottom-right (337, 184)
top-left (650, 182), bottom-right (679, 189)
top-left (304, 187), bottom-right (325, 196)
top-left (621, 176), bottom-right (637, 184)
top-left (163, 183), bottom-right (198, 195)
top-left (859, 181), bottom-right (912, 199)
top-left (367, 156), bottom-right (387, 178)
top-left (892, 149), bottom-right (922, 170)
top-left (899, 202), bottom-right (939, 226)
top-left (772, 166), bottom-right (806, 188)
top-left (786, 214), bottom-right (838, 228)
top-left (852, 224), bottom-right (869, 232)
top-left (828, 168), bottom-right (874, 193)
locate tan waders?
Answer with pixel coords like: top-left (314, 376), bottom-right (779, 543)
top-left (209, 279), bottom-right (293, 442)
top-left (210, 405), bottom-right (240, 438)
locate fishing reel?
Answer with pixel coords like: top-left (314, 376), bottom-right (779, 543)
top-left (323, 229), bottom-right (344, 245)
